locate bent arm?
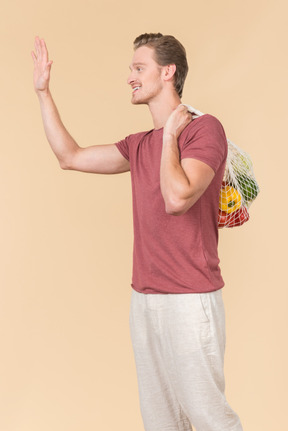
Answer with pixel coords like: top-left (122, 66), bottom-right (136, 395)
top-left (160, 133), bottom-right (214, 215)
top-left (160, 105), bottom-right (214, 215)
top-left (32, 36), bottom-right (129, 174)
top-left (37, 90), bottom-right (130, 173)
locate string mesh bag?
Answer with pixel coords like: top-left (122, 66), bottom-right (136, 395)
top-left (183, 105), bottom-right (260, 228)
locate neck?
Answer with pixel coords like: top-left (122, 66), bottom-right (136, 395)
top-left (148, 92), bottom-right (182, 129)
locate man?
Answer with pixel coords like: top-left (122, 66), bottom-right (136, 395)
top-left (32, 33), bottom-right (243, 431)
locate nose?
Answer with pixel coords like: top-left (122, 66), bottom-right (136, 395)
top-left (127, 70), bottom-right (135, 85)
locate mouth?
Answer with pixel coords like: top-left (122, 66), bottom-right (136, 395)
top-left (132, 86), bottom-right (141, 93)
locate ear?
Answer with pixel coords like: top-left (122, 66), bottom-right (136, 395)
top-left (162, 64), bottom-right (176, 82)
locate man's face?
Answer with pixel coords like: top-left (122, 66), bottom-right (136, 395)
top-left (127, 46), bottom-right (164, 105)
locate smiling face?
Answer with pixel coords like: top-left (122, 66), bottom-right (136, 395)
top-left (127, 46), bottom-right (165, 105)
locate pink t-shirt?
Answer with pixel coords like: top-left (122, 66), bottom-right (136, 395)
top-left (116, 114), bottom-right (228, 294)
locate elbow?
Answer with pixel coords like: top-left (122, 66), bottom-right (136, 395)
top-left (166, 208), bottom-right (186, 216)
top-left (59, 158), bottom-right (72, 170)
top-left (164, 197), bottom-right (189, 216)
top-left (59, 147), bottom-right (79, 170)
top-left (60, 162), bottom-right (70, 170)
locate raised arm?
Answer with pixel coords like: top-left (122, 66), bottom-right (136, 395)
top-left (31, 37), bottom-right (130, 174)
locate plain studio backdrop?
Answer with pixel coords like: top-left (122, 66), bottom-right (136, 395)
top-left (0, 0), bottom-right (287, 430)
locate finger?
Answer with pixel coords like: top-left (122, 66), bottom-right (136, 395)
top-left (35, 36), bottom-right (41, 61)
top-left (178, 104), bottom-right (188, 111)
top-left (46, 60), bottom-right (53, 70)
top-left (187, 111), bottom-right (193, 120)
top-left (41, 38), bottom-right (48, 63)
top-left (31, 51), bottom-right (37, 63)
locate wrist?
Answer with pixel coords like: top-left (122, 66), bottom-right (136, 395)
top-left (163, 130), bottom-right (178, 143)
top-left (36, 88), bottom-right (51, 99)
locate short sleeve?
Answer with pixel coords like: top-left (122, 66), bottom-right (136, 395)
top-left (115, 137), bottom-right (130, 161)
top-left (179, 114), bottom-right (228, 173)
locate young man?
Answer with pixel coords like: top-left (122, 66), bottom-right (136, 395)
top-left (32, 33), bottom-right (243, 431)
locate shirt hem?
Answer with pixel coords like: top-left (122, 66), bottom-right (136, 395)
top-left (131, 283), bottom-right (224, 295)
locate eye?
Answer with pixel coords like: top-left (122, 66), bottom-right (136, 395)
top-left (137, 67), bottom-right (143, 72)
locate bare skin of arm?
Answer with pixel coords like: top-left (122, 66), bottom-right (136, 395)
top-left (160, 104), bottom-right (215, 215)
top-left (31, 37), bottom-right (130, 174)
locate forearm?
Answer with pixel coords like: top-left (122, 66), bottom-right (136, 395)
top-left (160, 133), bottom-right (192, 214)
top-left (37, 90), bottom-right (79, 168)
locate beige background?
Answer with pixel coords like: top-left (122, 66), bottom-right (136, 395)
top-left (1, 0), bottom-right (287, 430)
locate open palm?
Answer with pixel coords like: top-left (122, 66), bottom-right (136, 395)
top-left (31, 37), bottom-right (53, 92)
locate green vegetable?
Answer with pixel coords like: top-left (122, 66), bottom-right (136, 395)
top-left (235, 174), bottom-right (259, 203)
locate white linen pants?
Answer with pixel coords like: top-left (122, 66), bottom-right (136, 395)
top-left (129, 288), bottom-right (243, 431)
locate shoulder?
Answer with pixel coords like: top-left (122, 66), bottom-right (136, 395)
top-left (115, 129), bottom-right (153, 156)
top-left (178, 112), bottom-right (228, 170)
top-left (184, 113), bottom-right (226, 137)
top-left (125, 129), bottom-right (153, 143)
top-left (179, 113), bottom-right (227, 151)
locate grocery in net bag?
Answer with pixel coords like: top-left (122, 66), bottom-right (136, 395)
top-left (183, 105), bottom-right (260, 228)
